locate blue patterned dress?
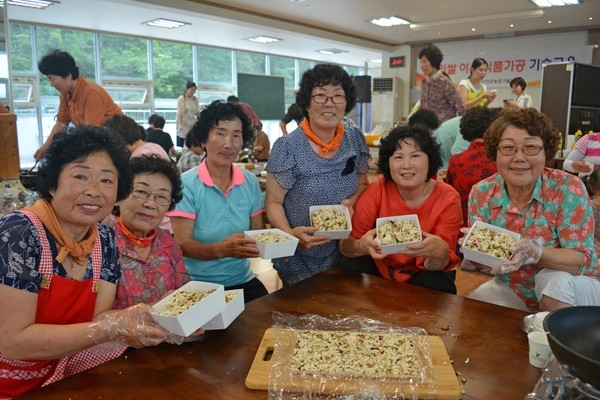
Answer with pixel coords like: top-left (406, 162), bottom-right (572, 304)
top-left (266, 124), bottom-right (370, 284)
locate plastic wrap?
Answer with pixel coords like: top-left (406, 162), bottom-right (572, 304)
top-left (268, 312), bottom-right (436, 400)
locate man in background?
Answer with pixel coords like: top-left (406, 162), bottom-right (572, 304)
top-left (34, 50), bottom-right (122, 160)
top-left (279, 103), bottom-right (303, 135)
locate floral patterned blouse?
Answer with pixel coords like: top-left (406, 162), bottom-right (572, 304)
top-left (104, 214), bottom-right (189, 309)
top-left (468, 168), bottom-right (600, 309)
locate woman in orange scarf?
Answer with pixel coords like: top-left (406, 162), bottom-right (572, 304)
top-left (265, 64), bottom-right (371, 285)
top-left (0, 125), bottom-right (180, 398)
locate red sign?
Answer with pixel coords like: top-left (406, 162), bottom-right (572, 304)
top-left (389, 56), bottom-right (405, 68)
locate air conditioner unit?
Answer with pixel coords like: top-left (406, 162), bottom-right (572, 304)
top-left (371, 77), bottom-right (403, 128)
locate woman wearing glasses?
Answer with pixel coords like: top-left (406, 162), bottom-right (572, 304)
top-left (467, 108), bottom-right (600, 311)
top-left (265, 63), bottom-right (370, 285)
top-left (103, 155), bottom-right (190, 310)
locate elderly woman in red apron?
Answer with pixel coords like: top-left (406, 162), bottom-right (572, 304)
top-left (0, 125), bottom-right (181, 398)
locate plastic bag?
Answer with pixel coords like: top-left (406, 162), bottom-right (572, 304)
top-left (268, 312), bottom-right (436, 400)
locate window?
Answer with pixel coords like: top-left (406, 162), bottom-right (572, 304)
top-left (99, 34), bottom-right (148, 79)
top-left (236, 51), bottom-right (265, 75)
top-left (197, 46), bottom-right (232, 86)
top-left (153, 40), bottom-right (193, 99)
top-left (9, 24), bottom-right (34, 74)
top-left (269, 56), bottom-right (295, 90)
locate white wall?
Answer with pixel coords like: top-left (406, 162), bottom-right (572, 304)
top-left (380, 31), bottom-right (592, 118)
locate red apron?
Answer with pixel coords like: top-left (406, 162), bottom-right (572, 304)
top-left (0, 211), bottom-right (126, 398)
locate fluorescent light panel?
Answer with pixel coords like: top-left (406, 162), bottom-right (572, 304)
top-left (370, 16), bottom-right (411, 27)
top-left (246, 36), bottom-right (281, 44)
top-left (6, 0), bottom-right (59, 8)
top-left (315, 48), bottom-right (348, 55)
top-left (143, 18), bottom-right (189, 29)
top-left (530, 0), bottom-right (579, 7)
top-left (410, 9), bottom-right (544, 30)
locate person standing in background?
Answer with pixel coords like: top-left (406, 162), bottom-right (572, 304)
top-left (418, 44), bottom-right (465, 124)
top-left (34, 50), bottom-right (122, 160)
top-left (458, 58), bottom-right (496, 109)
top-left (176, 81), bottom-right (200, 148)
top-left (227, 95), bottom-right (261, 131)
top-left (504, 77), bottom-right (532, 109)
top-left (279, 103), bottom-right (304, 135)
top-left (563, 110), bottom-right (600, 175)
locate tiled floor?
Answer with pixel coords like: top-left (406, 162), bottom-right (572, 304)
top-left (250, 258), bottom-right (491, 296)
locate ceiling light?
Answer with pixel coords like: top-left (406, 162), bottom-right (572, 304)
top-left (143, 18), bottom-right (190, 29)
top-left (368, 59), bottom-right (383, 63)
top-left (6, 0), bottom-right (60, 8)
top-left (246, 36), bottom-right (282, 44)
top-left (410, 9), bottom-right (544, 30)
top-left (315, 49), bottom-right (348, 55)
top-left (530, 0), bottom-right (579, 7)
top-left (370, 16), bottom-right (411, 27)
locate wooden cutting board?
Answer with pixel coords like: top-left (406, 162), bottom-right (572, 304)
top-left (245, 328), bottom-right (463, 399)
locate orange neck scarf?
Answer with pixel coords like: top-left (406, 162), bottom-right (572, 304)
top-left (24, 199), bottom-right (97, 265)
top-left (300, 119), bottom-right (345, 157)
top-left (116, 215), bottom-right (155, 248)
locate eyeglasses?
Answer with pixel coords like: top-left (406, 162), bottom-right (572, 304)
top-left (311, 94), bottom-right (346, 104)
top-left (497, 144), bottom-right (544, 156)
top-left (131, 188), bottom-right (172, 207)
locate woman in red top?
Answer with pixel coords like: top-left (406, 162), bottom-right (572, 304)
top-left (0, 126), bottom-right (180, 398)
top-left (339, 125), bottom-right (462, 294)
top-left (446, 107), bottom-right (500, 226)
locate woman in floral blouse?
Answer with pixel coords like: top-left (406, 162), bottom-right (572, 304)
top-left (467, 108), bottom-right (600, 312)
top-left (104, 154), bottom-right (189, 309)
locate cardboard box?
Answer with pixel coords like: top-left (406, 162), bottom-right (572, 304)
top-left (202, 289), bottom-right (245, 330)
top-left (309, 205), bottom-right (352, 240)
top-left (376, 214), bottom-right (422, 254)
top-left (461, 220), bottom-right (521, 268)
top-left (244, 228), bottom-right (299, 259)
top-left (151, 281), bottom-right (226, 337)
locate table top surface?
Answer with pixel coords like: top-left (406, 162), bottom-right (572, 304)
top-left (21, 268), bottom-right (541, 399)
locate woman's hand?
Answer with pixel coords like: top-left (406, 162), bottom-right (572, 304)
top-left (402, 231), bottom-right (449, 271)
top-left (292, 226), bottom-right (330, 251)
top-left (358, 228), bottom-right (387, 260)
top-left (219, 233), bottom-right (260, 259)
top-left (92, 304), bottom-right (184, 348)
top-left (571, 160), bottom-right (593, 173)
top-left (493, 237), bottom-right (543, 274)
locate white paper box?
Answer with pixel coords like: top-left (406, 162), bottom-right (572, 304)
top-left (244, 228), bottom-right (299, 259)
top-left (202, 289), bottom-right (245, 330)
top-left (151, 281), bottom-right (226, 337)
top-left (376, 214), bottom-right (422, 254)
top-left (309, 205), bottom-right (352, 240)
top-left (461, 220), bottom-right (521, 268)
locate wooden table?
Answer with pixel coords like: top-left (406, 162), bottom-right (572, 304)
top-left (21, 269), bottom-right (541, 399)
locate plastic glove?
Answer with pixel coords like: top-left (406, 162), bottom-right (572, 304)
top-left (457, 227), bottom-right (470, 247)
top-left (89, 304), bottom-right (184, 348)
top-left (493, 237), bottom-right (543, 275)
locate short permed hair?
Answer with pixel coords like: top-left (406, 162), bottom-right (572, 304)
top-left (295, 63), bottom-right (357, 119)
top-left (38, 50), bottom-right (80, 80)
top-left (418, 44), bottom-right (443, 70)
top-left (191, 100), bottom-right (253, 148)
top-left (459, 107), bottom-right (501, 142)
top-left (37, 125), bottom-right (132, 203)
top-left (128, 154), bottom-right (183, 211)
top-left (377, 125), bottom-right (442, 182)
top-left (483, 108), bottom-right (559, 162)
